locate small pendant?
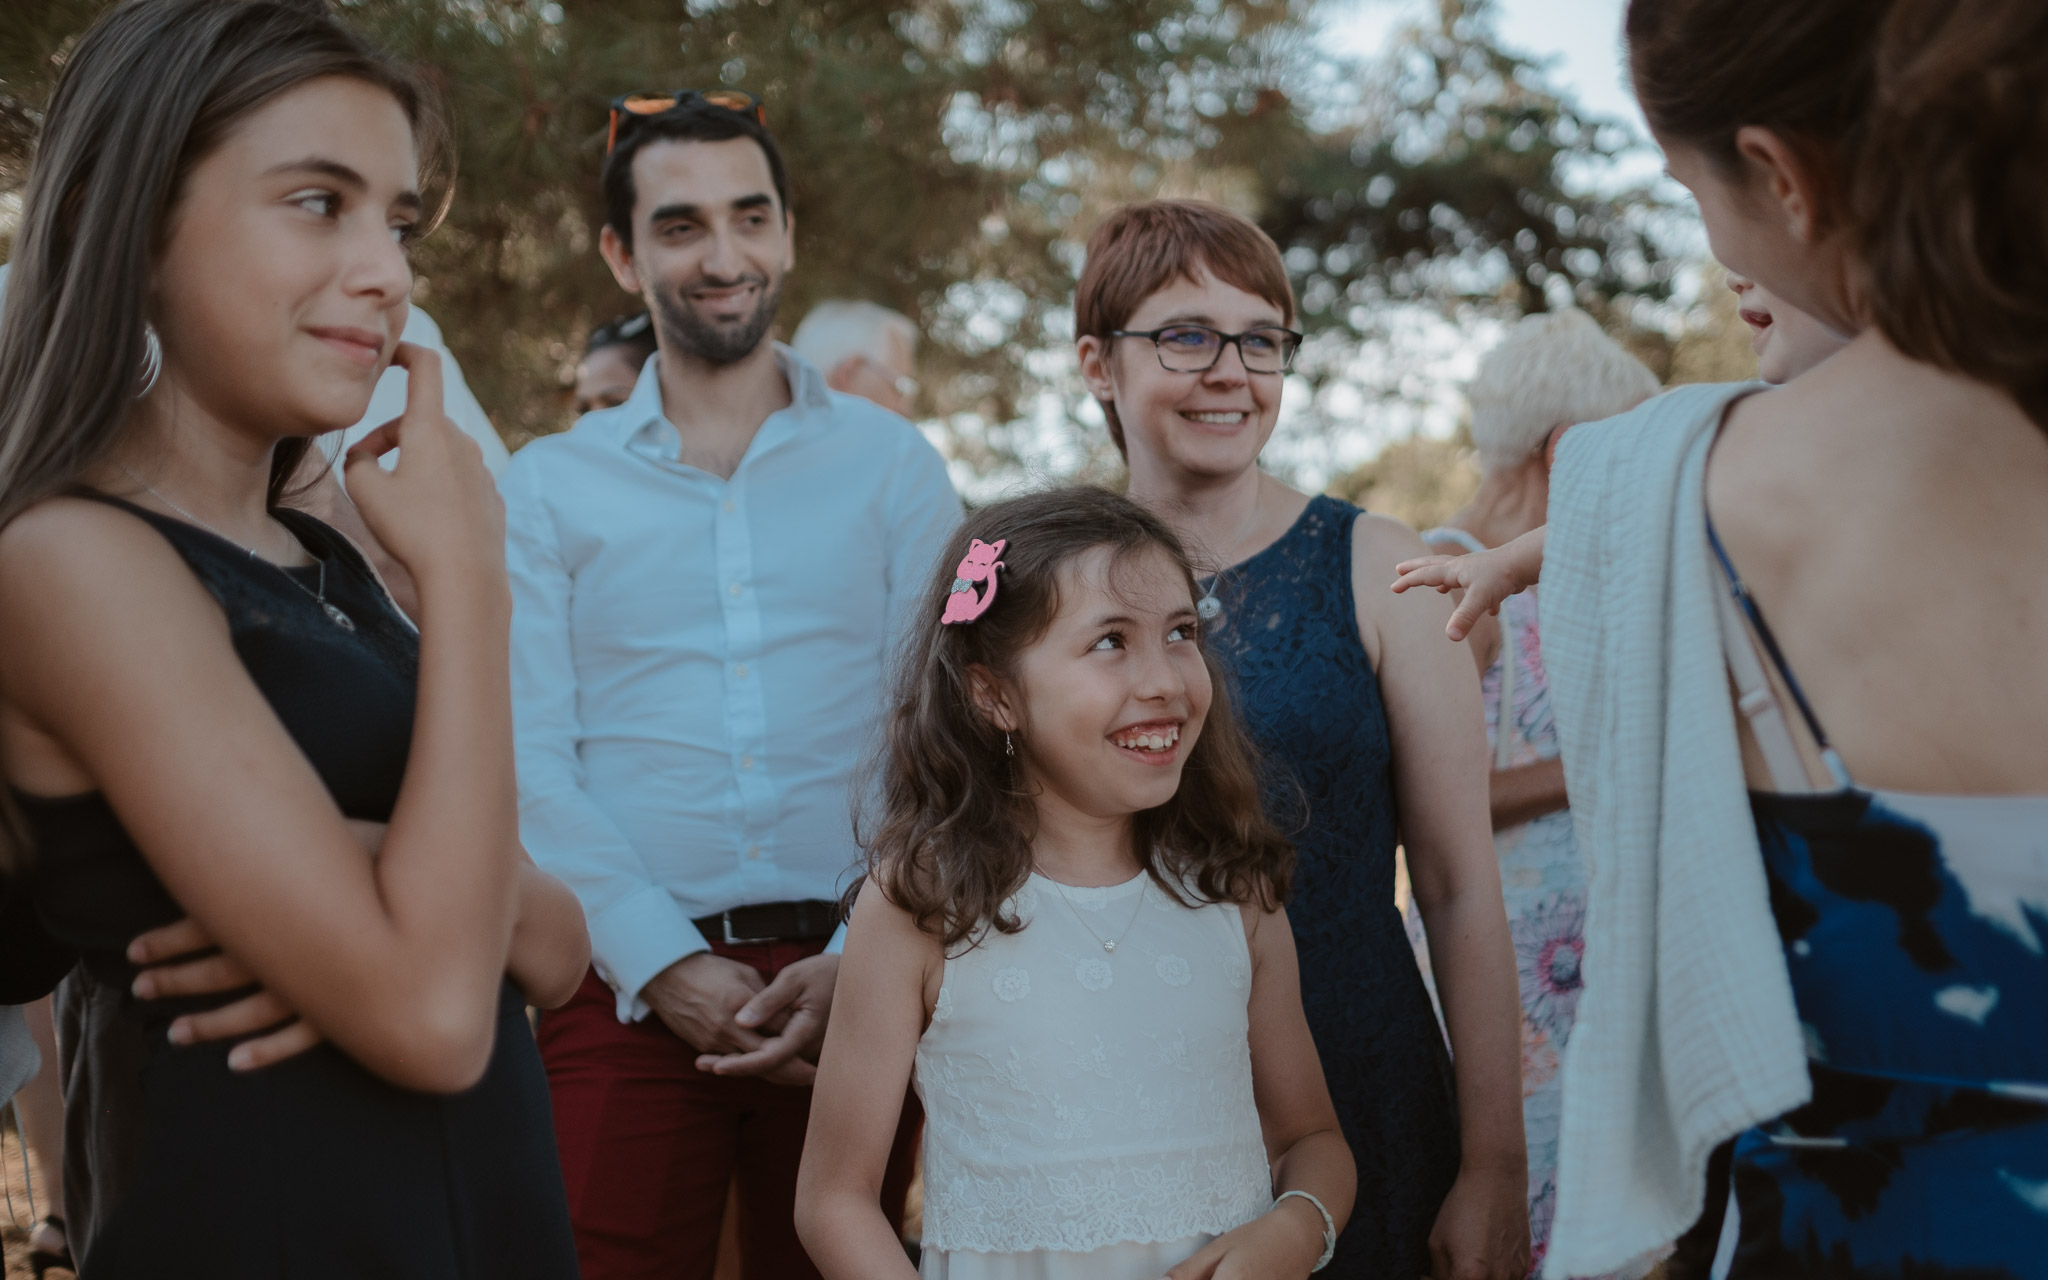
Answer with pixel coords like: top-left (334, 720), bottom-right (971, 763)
top-left (1102, 940), bottom-right (1116, 953)
top-left (323, 602), bottom-right (356, 632)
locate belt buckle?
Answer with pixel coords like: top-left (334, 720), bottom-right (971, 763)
top-left (720, 911), bottom-right (777, 946)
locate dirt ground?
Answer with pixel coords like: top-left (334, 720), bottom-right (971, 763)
top-left (2, 1113), bottom-right (66, 1280)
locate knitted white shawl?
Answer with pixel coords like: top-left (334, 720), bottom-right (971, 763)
top-left (1538, 382), bottom-right (1810, 1276)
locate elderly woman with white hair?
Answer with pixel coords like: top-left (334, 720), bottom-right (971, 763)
top-left (1414, 309), bottom-right (1660, 1270)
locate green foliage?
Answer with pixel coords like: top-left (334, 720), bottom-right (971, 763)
top-left (1251, 0), bottom-right (1673, 333)
top-left (1328, 427), bottom-right (1478, 531)
top-left (1, 0), bottom-right (1683, 479)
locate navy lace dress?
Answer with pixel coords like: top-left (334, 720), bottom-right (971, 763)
top-left (1202, 495), bottom-right (1461, 1277)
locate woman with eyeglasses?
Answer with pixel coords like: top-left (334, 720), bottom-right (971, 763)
top-left (1076, 200), bottom-right (1529, 1280)
top-left (0, 2), bottom-right (584, 1275)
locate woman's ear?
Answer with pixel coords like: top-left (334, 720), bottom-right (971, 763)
top-left (1733, 125), bottom-right (1833, 244)
top-left (965, 664), bottom-right (1017, 733)
top-left (1076, 333), bottom-right (1116, 403)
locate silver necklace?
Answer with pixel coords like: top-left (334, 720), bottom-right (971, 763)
top-left (1036, 867), bottom-right (1147, 954)
top-left (1196, 491), bottom-right (1264, 622)
top-left (117, 464), bottom-right (356, 632)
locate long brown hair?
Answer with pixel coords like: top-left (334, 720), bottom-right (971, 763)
top-left (1853, 0), bottom-right (2048, 427)
top-left (0, 0), bottom-right (445, 527)
top-left (0, 0), bottom-right (444, 869)
top-left (1627, 0), bottom-right (2048, 427)
top-left (856, 486), bottom-right (1293, 950)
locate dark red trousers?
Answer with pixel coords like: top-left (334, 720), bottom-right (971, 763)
top-left (538, 941), bottom-right (919, 1280)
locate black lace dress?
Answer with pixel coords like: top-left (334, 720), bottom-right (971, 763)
top-left (20, 495), bottom-right (577, 1279)
top-left (1202, 495), bottom-right (1461, 1278)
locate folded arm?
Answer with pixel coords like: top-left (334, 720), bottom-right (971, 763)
top-left (0, 501), bottom-right (518, 1093)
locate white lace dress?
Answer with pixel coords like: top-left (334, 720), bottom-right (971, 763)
top-left (914, 871), bottom-right (1275, 1279)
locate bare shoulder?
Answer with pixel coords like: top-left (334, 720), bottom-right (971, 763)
top-left (0, 496), bottom-right (213, 617)
top-left (1349, 510), bottom-right (1430, 577)
top-left (1238, 899), bottom-right (1300, 981)
top-left (845, 879), bottom-right (946, 966)
top-left (1348, 511), bottom-right (1453, 665)
top-left (842, 876), bottom-right (948, 1022)
top-left (0, 498), bottom-right (226, 701)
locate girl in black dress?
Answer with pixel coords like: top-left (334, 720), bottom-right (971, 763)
top-left (0, 2), bottom-right (587, 1275)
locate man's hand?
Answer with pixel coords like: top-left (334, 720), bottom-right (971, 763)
top-left (128, 917), bottom-right (324, 1071)
top-left (642, 949), bottom-right (770, 1056)
top-left (695, 952), bottom-right (840, 1087)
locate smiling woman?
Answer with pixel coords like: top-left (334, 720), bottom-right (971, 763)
top-left (0, 2), bottom-right (583, 1276)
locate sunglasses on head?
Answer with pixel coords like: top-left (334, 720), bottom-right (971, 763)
top-left (607, 89), bottom-right (767, 154)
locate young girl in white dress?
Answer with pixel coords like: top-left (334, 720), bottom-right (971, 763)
top-left (797, 486), bottom-right (1355, 1280)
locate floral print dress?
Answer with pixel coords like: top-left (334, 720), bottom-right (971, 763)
top-left (1411, 528), bottom-right (1609, 1279)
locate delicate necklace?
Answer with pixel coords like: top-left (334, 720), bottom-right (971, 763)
top-left (1196, 490), bottom-right (1263, 622)
top-left (117, 464), bottom-right (356, 632)
top-left (1036, 866), bottom-right (1147, 954)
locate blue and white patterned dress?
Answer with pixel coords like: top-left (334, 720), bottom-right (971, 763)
top-left (1709, 518), bottom-right (2048, 1277)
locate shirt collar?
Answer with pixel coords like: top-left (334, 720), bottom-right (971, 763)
top-left (618, 342), bottom-right (834, 462)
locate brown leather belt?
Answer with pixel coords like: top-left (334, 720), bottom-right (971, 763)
top-left (692, 899), bottom-right (841, 945)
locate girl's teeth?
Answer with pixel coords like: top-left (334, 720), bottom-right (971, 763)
top-left (1116, 729), bottom-right (1178, 751)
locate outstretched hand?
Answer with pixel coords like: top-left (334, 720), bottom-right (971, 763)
top-left (1391, 526), bottom-right (1546, 641)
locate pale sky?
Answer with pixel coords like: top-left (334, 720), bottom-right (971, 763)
top-left (1322, 0), bottom-right (1644, 150)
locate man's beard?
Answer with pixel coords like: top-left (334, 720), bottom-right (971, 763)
top-left (652, 271), bottom-right (784, 367)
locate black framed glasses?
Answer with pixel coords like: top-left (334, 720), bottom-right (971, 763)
top-left (1110, 324), bottom-right (1303, 374)
top-left (607, 89), bottom-right (767, 154)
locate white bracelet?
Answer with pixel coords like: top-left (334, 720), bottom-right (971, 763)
top-left (1273, 1188), bottom-right (1336, 1273)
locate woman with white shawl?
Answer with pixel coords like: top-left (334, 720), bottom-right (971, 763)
top-left (1395, 0), bottom-right (2048, 1275)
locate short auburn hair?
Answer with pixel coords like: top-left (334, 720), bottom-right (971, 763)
top-left (1075, 200), bottom-right (1296, 455)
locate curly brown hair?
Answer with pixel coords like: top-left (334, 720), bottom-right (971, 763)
top-left (855, 486), bottom-right (1293, 949)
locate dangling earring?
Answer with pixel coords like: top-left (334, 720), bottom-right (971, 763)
top-left (135, 323), bottom-right (163, 399)
top-left (1004, 731), bottom-right (1015, 757)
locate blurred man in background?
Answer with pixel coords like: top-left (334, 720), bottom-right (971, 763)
top-left (789, 299), bottom-right (918, 416)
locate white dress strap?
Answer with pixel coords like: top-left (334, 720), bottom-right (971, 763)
top-left (1421, 525), bottom-right (1489, 556)
top-left (1709, 551), bottom-right (1819, 794)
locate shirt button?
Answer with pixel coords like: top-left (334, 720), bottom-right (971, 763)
top-left (746, 845), bottom-right (761, 860)
top-left (729, 582), bottom-right (743, 597)
top-left (741, 755), bottom-right (755, 770)
top-left (724, 500), bottom-right (737, 513)
top-left (734, 663), bottom-right (749, 678)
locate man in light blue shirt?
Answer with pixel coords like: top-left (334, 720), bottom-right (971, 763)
top-left (503, 93), bottom-right (958, 1277)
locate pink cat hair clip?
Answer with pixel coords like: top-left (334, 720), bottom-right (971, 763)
top-left (941, 538), bottom-right (1007, 625)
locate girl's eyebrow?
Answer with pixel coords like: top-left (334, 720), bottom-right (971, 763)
top-left (267, 156), bottom-right (422, 214)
